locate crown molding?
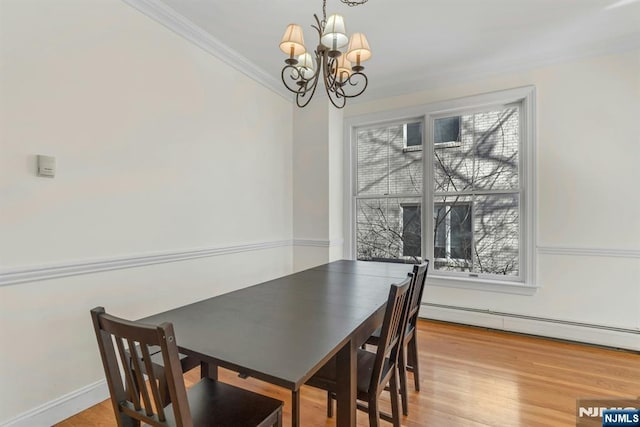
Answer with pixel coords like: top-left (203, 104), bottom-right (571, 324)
top-left (121, 0), bottom-right (291, 101)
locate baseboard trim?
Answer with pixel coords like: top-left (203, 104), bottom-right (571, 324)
top-left (0, 380), bottom-right (108, 427)
top-left (0, 240), bottom-right (291, 287)
top-left (420, 303), bottom-right (640, 351)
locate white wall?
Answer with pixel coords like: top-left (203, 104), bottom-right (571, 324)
top-left (345, 50), bottom-right (640, 347)
top-left (0, 0), bottom-right (293, 424)
top-left (292, 96), bottom-right (344, 271)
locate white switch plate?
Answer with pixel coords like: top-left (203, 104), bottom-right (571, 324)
top-left (37, 155), bottom-right (55, 177)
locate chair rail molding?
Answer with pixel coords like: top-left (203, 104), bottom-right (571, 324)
top-left (536, 245), bottom-right (640, 258)
top-left (292, 238), bottom-right (344, 247)
top-left (0, 240), bottom-right (292, 287)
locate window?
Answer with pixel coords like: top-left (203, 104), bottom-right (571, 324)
top-left (434, 116), bottom-right (460, 144)
top-left (405, 122), bottom-right (422, 147)
top-left (349, 87), bottom-right (535, 287)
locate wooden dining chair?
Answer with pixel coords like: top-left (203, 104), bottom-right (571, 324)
top-left (91, 307), bottom-right (283, 427)
top-left (365, 261), bottom-right (429, 415)
top-left (304, 277), bottom-right (412, 427)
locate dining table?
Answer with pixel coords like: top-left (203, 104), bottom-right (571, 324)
top-left (140, 259), bottom-right (413, 427)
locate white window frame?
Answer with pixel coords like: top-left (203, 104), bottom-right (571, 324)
top-left (343, 86), bottom-right (537, 295)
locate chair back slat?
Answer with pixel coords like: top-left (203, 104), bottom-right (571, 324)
top-left (91, 307), bottom-right (193, 427)
top-left (369, 277), bottom-right (412, 393)
top-left (113, 337), bottom-right (142, 410)
top-left (139, 343), bottom-right (167, 421)
top-left (407, 261), bottom-right (429, 329)
top-left (127, 338), bottom-right (154, 416)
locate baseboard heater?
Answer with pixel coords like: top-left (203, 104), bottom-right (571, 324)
top-left (420, 302), bottom-right (639, 335)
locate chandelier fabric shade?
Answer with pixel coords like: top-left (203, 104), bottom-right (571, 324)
top-left (345, 32), bottom-right (371, 66)
top-left (321, 14), bottom-right (348, 50)
top-left (279, 24), bottom-right (306, 57)
top-left (297, 52), bottom-right (316, 79)
top-left (279, 0), bottom-right (371, 108)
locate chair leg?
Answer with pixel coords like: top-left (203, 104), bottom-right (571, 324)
top-left (388, 371), bottom-right (401, 427)
top-left (398, 346), bottom-right (409, 416)
top-left (409, 334), bottom-right (420, 391)
top-left (368, 396), bottom-right (380, 427)
top-left (326, 391), bottom-right (333, 418)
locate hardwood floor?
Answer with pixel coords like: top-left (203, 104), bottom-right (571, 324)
top-left (58, 320), bottom-right (639, 426)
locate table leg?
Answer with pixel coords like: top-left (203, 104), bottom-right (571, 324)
top-left (291, 389), bottom-right (300, 427)
top-left (336, 340), bottom-right (356, 427)
top-left (200, 361), bottom-right (218, 380)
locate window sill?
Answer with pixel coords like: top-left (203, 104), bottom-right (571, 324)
top-left (427, 274), bottom-right (538, 295)
top-left (402, 145), bottom-right (422, 153)
top-left (434, 141), bottom-right (462, 149)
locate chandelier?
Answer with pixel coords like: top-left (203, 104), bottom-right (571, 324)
top-left (279, 0), bottom-right (371, 109)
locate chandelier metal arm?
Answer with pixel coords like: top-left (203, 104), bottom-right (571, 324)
top-left (321, 53), bottom-right (347, 108)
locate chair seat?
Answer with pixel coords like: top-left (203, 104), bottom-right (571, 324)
top-left (307, 349), bottom-right (393, 399)
top-left (366, 323), bottom-right (414, 346)
top-left (163, 378), bottom-right (283, 427)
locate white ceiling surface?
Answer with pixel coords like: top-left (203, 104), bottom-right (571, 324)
top-left (156, 0), bottom-right (640, 102)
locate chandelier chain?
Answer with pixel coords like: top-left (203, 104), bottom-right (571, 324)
top-left (323, 0), bottom-right (327, 22)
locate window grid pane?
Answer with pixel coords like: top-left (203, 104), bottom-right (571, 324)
top-left (356, 197), bottom-right (422, 263)
top-left (357, 124), bottom-right (422, 197)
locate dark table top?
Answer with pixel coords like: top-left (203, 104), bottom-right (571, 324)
top-left (141, 260), bottom-right (412, 390)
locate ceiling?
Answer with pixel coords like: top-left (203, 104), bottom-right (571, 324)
top-left (149, 0), bottom-right (640, 103)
